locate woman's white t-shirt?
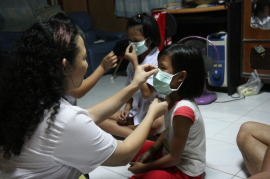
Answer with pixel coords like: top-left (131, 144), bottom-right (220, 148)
top-left (0, 99), bottom-right (117, 179)
top-left (65, 95), bottom-right (76, 105)
top-left (125, 47), bottom-right (161, 126)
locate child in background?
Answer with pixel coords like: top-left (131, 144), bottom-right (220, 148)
top-left (49, 13), bottom-right (118, 106)
top-left (99, 13), bottom-right (164, 138)
top-left (251, 0), bottom-right (270, 29)
top-left (67, 52), bottom-right (117, 105)
top-left (128, 44), bottom-right (206, 179)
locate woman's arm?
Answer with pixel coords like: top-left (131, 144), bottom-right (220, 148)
top-left (87, 64), bottom-right (158, 125)
top-left (68, 52), bottom-right (117, 99)
top-left (101, 98), bottom-right (169, 166)
top-left (128, 115), bottom-right (192, 174)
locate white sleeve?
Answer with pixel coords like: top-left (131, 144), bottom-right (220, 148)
top-left (146, 74), bottom-right (154, 86)
top-left (65, 95), bottom-right (76, 105)
top-left (52, 111), bottom-right (117, 174)
top-left (125, 62), bottom-right (133, 87)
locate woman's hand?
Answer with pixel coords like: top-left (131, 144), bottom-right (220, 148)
top-left (136, 150), bottom-right (153, 163)
top-left (146, 97), bottom-right (168, 120)
top-left (131, 64), bottom-right (158, 88)
top-left (117, 109), bottom-right (130, 124)
top-left (128, 162), bottom-right (149, 175)
top-left (100, 51), bottom-right (118, 71)
top-left (125, 44), bottom-right (138, 68)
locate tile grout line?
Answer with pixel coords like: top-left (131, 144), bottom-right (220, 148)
top-left (101, 166), bottom-right (130, 178)
top-left (204, 96), bottom-right (269, 179)
top-left (229, 96), bottom-right (270, 126)
top-left (230, 105), bottom-right (266, 125)
top-left (204, 96), bottom-right (270, 178)
top-left (232, 164), bottom-right (248, 179)
top-left (203, 116), bottom-right (235, 123)
top-left (208, 122), bottom-right (236, 140)
top-left (207, 138), bottom-right (238, 146)
top-left (206, 105), bottom-right (256, 140)
top-left (205, 166), bottom-right (236, 177)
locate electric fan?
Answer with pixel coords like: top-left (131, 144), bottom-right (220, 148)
top-left (178, 36), bottom-right (220, 105)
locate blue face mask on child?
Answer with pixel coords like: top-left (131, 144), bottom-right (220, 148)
top-left (153, 69), bottom-right (184, 96)
top-left (129, 38), bottom-right (149, 56)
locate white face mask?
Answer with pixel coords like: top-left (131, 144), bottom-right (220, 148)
top-left (153, 69), bottom-right (184, 95)
top-left (129, 38), bottom-right (149, 56)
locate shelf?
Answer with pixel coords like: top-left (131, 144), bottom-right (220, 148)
top-left (176, 17), bottom-right (227, 24)
top-left (153, 5), bottom-right (227, 14)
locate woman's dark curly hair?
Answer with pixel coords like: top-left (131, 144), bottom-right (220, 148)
top-left (0, 13), bottom-right (79, 159)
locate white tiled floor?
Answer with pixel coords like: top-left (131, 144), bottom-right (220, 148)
top-left (77, 71), bottom-right (270, 179)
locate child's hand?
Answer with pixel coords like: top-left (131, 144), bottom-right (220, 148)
top-left (100, 51), bottom-right (118, 71)
top-left (147, 97), bottom-right (168, 120)
top-left (124, 44), bottom-right (138, 68)
top-left (128, 162), bottom-right (148, 175)
top-left (117, 109), bottom-right (130, 124)
top-left (136, 150), bottom-right (153, 163)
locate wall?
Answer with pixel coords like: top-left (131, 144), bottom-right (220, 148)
top-left (88, 0), bottom-right (127, 33)
top-left (61, 0), bottom-right (127, 33)
top-left (60, 0), bottom-right (88, 13)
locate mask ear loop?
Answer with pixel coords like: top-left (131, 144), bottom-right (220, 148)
top-left (171, 80), bottom-right (184, 91)
top-left (170, 71), bottom-right (184, 92)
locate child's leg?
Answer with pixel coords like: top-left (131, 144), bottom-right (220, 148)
top-left (131, 141), bottom-right (202, 179)
top-left (132, 141), bottom-right (155, 162)
top-left (98, 111), bottom-right (134, 138)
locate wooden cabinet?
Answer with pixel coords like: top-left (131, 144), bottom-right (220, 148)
top-left (54, 0), bottom-right (88, 13)
top-left (242, 0), bottom-right (270, 83)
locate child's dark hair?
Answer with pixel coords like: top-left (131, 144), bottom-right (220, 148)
top-left (252, 0), bottom-right (270, 17)
top-left (126, 13), bottom-right (161, 49)
top-left (158, 44), bottom-right (205, 99)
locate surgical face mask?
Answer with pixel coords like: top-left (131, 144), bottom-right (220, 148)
top-left (129, 38), bottom-right (149, 56)
top-left (153, 69), bottom-right (183, 96)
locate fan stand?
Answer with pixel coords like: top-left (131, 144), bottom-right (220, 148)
top-left (177, 36), bottom-right (220, 105)
top-left (195, 83), bottom-right (217, 105)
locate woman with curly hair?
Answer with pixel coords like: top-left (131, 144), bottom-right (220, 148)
top-left (251, 0), bottom-right (270, 29)
top-left (0, 13), bottom-right (168, 179)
